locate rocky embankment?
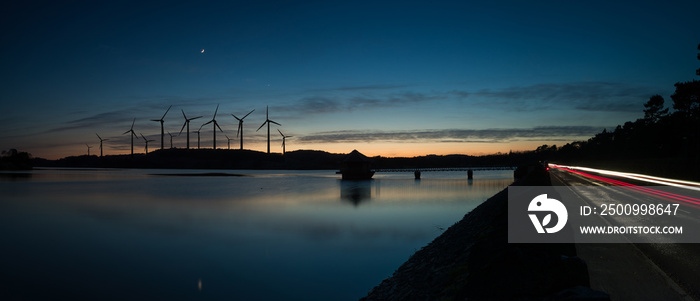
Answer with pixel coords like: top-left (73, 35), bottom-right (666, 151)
top-left (361, 166), bottom-right (610, 301)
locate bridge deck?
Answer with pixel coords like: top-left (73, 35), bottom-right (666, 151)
top-left (372, 167), bottom-right (515, 173)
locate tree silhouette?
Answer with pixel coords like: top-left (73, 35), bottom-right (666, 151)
top-left (643, 94), bottom-right (668, 123)
top-left (671, 80), bottom-right (700, 119)
top-left (0, 149), bottom-right (32, 170)
top-left (696, 43), bottom-right (699, 76)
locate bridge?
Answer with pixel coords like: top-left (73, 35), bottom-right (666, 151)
top-left (372, 167), bottom-right (515, 173)
top-left (372, 166), bottom-right (516, 179)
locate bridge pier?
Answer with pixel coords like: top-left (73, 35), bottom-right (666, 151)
top-left (467, 169), bottom-right (473, 180)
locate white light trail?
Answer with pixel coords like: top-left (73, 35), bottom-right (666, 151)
top-left (550, 164), bottom-right (700, 192)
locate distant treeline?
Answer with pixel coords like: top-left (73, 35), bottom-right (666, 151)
top-left (0, 149), bottom-right (33, 170)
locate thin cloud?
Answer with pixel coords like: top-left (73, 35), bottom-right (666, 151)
top-left (281, 91), bottom-right (446, 115)
top-left (306, 84), bottom-right (411, 92)
top-left (299, 126), bottom-right (604, 143)
top-left (472, 81), bottom-right (654, 112)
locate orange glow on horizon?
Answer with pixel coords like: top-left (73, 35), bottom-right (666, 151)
top-left (29, 139), bottom-right (562, 160)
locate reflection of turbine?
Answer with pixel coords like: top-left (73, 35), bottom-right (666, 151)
top-left (96, 133), bottom-right (109, 157)
top-left (179, 109), bottom-right (202, 150)
top-left (256, 106), bottom-right (281, 154)
top-left (232, 109), bottom-right (254, 150)
top-left (225, 135), bottom-right (233, 150)
top-left (201, 104), bottom-right (224, 149)
top-left (141, 133), bottom-right (155, 154)
top-left (85, 144), bottom-right (93, 156)
top-left (122, 118), bottom-right (138, 157)
top-left (278, 129), bottom-right (293, 155)
top-left (151, 105), bottom-right (171, 150)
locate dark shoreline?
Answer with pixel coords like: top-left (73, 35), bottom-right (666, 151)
top-left (360, 166), bottom-right (609, 301)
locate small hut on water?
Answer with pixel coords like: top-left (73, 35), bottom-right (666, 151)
top-left (339, 150), bottom-right (374, 180)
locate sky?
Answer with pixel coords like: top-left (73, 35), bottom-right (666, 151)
top-left (2, 0), bottom-right (699, 160)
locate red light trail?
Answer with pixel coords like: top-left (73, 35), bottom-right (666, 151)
top-left (550, 164), bottom-right (700, 207)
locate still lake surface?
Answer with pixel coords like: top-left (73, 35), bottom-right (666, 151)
top-left (1, 168), bottom-right (513, 300)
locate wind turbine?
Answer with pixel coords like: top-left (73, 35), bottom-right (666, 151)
top-left (122, 118), bottom-right (138, 157)
top-left (256, 106), bottom-right (281, 154)
top-left (201, 104), bottom-right (224, 149)
top-left (85, 144), bottom-right (93, 156)
top-left (179, 109), bottom-right (202, 149)
top-left (151, 105), bottom-right (172, 150)
top-left (141, 133), bottom-right (155, 154)
top-left (96, 133), bottom-right (109, 157)
top-left (193, 129), bottom-right (202, 149)
top-left (232, 109), bottom-right (255, 150)
top-left (278, 129), bottom-right (293, 155)
top-left (167, 131), bottom-right (174, 149)
top-left (225, 135), bottom-right (233, 150)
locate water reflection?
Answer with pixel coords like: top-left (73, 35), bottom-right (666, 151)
top-left (0, 172), bottom-right (33, 181)
top-left (340, 180), bottom-right (372, 206)
top-left (0, 169), bottom-right (513, 301)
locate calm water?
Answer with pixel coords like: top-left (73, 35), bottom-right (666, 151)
top-left (0, 168), bottom-right (513, 300)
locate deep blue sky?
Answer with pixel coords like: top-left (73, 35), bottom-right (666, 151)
top-left (2, 0), bottom-right (699, 159)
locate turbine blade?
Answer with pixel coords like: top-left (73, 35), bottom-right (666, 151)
top-left (162, 105), bottom-right (172, 119)
top-left (202, 120), bottom-right (213, 126)
top-left (191, 116), bottom-right (203, 120)
top-left (243, 109), bottom-right (255, 119)
top-left (179, 121), bottom-right (187, 135)
top-left (131, 118), bottom-right (136, 129)
top-left (237, 124), bottom-right (241, 137)
top-left (141, 133), bottom-right (147, 141)
top-left (213, 104), bottom-right (219, 119)
top-left (232, 114), bottom-right (241, 121)
top-left (277, 129), bottom-right (284, 137)
top-left (256, 121), bottom-right (266, 132)
top-left (182, 109), bottom-right (187, 119)
top-left (151, 119), bottom-right (160, 122)
top-left (269, 120), bottom-right (281, 126)
top-left (123, 130), bottom-right (130, 135)
top-left (287, 136), bottom-right (293, 138)
top-left (96, 133), bottom-right (102, 140)
top-left (215, 122), bottom-right (224, 132)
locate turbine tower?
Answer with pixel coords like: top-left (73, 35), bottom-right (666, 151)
top-left (167, 131), bottom-right (174, 149)
top-left (179, 109), bottom-right (202, 149)
top-left (232, 109), bottom-right (255, 150)
top-left (193, 129), bottom-right (202, 149)
top-left (278, 129), bottom-right (293, 155)
top-left (256, 106), bottom-right (281, 154)
top-left (96, 133), bottom-right (109, 157)
top-left (122, 118), bottom-right (138, 157)
top-left (151, 105), bottom-right (172, 150)
top-left (201, 104), bottom-right (224, 149)
top-left (85, 144), bottom-right (93, 156)
top-left (225, 135), bottom-right (233, 150)
top-left (141, 133), bottom-right (155, 154)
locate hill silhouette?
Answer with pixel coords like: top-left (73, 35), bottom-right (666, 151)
top-left (32, 149), bottom-right (533, 170)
